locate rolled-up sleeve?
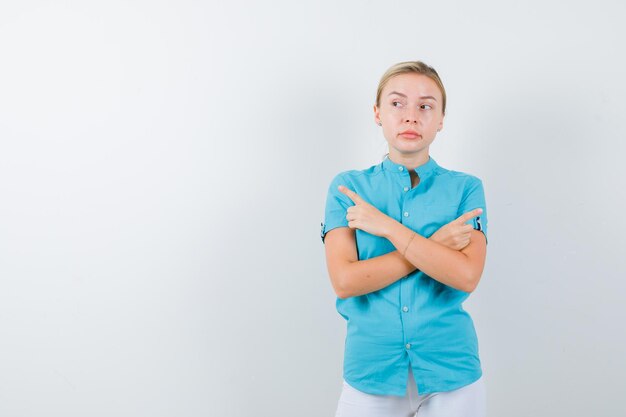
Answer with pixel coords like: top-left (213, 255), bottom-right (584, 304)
top-left (320, 173), bottom-right (354, 244)
top-left (457, 177), bottom-right (489, 245)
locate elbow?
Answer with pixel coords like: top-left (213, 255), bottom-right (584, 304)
top-left (463, 282), bottom-right (477, 294)
top-left (331, 270), bottom-right (353, 299)
top-left (457, 253), bottom-right (483, 293)
top-left (336, 289), bottom-right (351, 300)
top-left (463, 272), bottom-right (481, 293)
top-left (331, 275), bottom-right (348, 299)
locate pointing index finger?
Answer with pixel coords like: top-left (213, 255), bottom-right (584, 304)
top-left (338, 185), bottom-right (364, 204)
top-left (456, 207), bottom-right (483, 224)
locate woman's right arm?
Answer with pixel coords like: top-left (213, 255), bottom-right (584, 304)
top-left (324, 227), bottom-right (416, 299)
top-left (324, 219), bottom-right (472, 299)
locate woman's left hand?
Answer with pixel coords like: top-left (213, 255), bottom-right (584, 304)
top-left (339, 185), bottom-right (397, 238)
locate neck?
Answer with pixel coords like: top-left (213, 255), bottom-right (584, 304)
top-left (388, 149), bottom-right (430, 171)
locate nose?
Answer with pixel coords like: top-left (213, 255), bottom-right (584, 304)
top-left (404, 106), bottom-right (419, 124)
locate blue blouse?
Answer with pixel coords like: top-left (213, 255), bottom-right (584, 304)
top-left (321, 155), bottom-right (489, 396)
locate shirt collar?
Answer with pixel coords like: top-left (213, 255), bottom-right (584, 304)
top-left (382, 154), bottom-right (440, 178)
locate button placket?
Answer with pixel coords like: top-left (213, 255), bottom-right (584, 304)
top-left (398, 168), bottom-right (411, 224)
top-left (400, 171), bottom-right (412, 223)
top-left (399, 176), bottom-right (416, 354)
top-left (398, 255), bottom-right (413, 355)
top-left (400, 282), bottom-right (414, 351)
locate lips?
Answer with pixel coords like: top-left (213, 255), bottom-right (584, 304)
top-left (400, 130), bottom-right (421, 138)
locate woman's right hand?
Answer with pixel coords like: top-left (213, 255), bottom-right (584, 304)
top-left (429, 208), bottom-right (483, 251)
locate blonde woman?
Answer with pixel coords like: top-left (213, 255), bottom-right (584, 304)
top-left (321, 61), bottom-right (488, 417)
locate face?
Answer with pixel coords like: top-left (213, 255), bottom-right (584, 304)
top-left (373, 73), bottom-right (445, 159)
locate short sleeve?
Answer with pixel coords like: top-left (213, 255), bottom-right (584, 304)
top-left (320, 173), bottom-right (354, 244)
top-left (457, 177), bottom-right (489, 245)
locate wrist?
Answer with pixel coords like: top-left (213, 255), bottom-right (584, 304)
top-left (382, 218), bottom-right (403, 240)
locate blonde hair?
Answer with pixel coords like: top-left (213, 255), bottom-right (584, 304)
top-left (375, 60), bottom-right (447, 115)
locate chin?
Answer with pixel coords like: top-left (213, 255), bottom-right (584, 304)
top-left (395, 144), bottom-right (428, 154)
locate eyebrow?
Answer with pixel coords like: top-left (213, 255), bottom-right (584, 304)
top-left (387, 91), bottom-right (438, 101)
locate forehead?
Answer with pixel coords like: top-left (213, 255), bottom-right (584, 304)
top-left (383, 73), bottom-right (441, 100)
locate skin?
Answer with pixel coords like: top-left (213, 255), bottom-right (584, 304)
top-left (324, 72), bottom-right (487, 298)
top-left (374, 73), bottom-right (444, 176)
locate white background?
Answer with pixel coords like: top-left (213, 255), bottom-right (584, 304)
top-left (1, 1), bottom-right (625, 416)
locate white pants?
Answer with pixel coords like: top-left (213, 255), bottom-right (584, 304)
top-left (335, 366), bottom-right (486, 417)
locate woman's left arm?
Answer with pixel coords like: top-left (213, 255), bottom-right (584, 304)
top-left (384, 222), bottom-right (486, 293)
top-left (340, 185), bottom-right (487, 293)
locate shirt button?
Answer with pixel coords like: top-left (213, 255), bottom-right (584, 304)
top-left (406, 343), bottom-right (411, 350)
top-left (402, 306), bottom-right (409, 312)
top-left (403, 186), bottom-right (409, 192)
top-left (403, 212), bottom-right (409, 217)
top-left (398, 166), bottom-right (404, 171)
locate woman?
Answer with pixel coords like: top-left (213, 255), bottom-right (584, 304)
top-left (321, 61), bottom-right (489, 417)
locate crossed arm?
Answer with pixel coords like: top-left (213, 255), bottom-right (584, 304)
top-left (324, 186), bottom-right (487, 298)
top-left (324, 228), bottom-right (420, 298)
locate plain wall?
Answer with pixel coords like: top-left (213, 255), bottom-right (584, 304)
top-left (1, 1), bottom-right (625, 416)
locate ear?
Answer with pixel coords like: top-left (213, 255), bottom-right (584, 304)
top-left (373, 104), bottom-right (380, 125)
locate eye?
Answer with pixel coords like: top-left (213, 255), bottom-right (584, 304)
top-left (392, 101), bottom-right (402, 107)
top-left (420, 104), bottom-right (433, 110)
